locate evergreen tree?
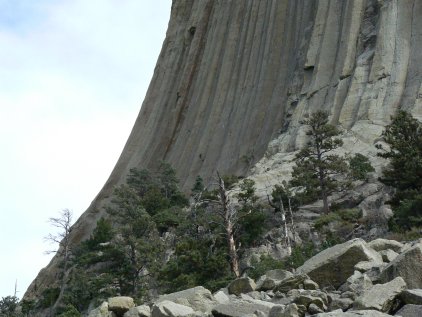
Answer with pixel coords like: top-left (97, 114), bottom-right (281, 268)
top-left (290, 111), bottom-right (349, 213)
top-left (107, 185), bottom-right (164, 297)
top-left (377, 110), bottom-right (422, 229)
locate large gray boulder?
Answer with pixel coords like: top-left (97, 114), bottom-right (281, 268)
top-left (394, 304), bottom-right (422, 317)
top-left (88, 302), bottom-right (116, 317)
top-left (353, 277), bottom-right (407, 312)
top-left (268, 303), bottom-right (300, 317)
top-left (379, 243), bottom-right (422, 288)
top-left (296, 239), bottom-right (382, 288)
top-left (157, 286), bottom-right (215, 312)
top-left (311, 310), bottom-right (392, 316)
top-left (108, 297), bottom-right (135, 316)
top-left (256, 270), bottom-right (294, 291)
top-left (212, 299), bottom-right (275, 317)
top-left (368, 239), bottom-right (404, 253)
top-left (400, 289), bottom-right (422, 305)
top-left (123, 305), bottom-right (151, 317)
top-left (273, 274), bottom-right (309, 293)
top-left (339, 270), bottom-right (373, 297)
top-left (151, 300), bottom-right (195, 317)
top-left (228, 277), bottom-right (256, 296)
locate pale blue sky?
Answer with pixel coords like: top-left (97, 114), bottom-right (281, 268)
top-left (0, 0), bottom-right (171, 298)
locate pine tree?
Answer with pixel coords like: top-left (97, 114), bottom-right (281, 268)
top-left (377, 110), bottom-right (422, 229)
top-left (290, 111), bottom-right (349, 213)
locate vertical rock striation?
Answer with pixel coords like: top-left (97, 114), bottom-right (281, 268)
top-left (25, 0), bottom-right (422, 303)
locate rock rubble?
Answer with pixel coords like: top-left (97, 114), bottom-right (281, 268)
top-left (89, 238), bottom-right (422, 317)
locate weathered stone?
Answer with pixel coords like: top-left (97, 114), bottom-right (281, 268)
top-left (353, 277), bottom-right (407, 312)
top-left (273, 274), bottom-right (308, 293)
top-left (256, 270), bottom-right (294, 291)
top-left (212, 300), bottom-right (274, 317)
top-left (123, 305), bottom-right (151, 317)
top-left (158, 286), bottom-right (215, 313)
top-left (339, 271), bottom-right (373, 297)
top-left (297, 239), bottom-right (382, 289)
top-left (88, 302), bottom-right (116, 317)
top-left (379, 249), bottom-right (399, 263)
top-left (228, 277), bottom-right (256, 296)
top-left (214, 291), bottom-right (230, 304)
top-left (308, 303), bottom-right (324, 314)
top-left (268, 303), bottom-right (299, 317)
top-left (151, 301), bottom-right (194, 317)
top-left (108, 297), bottom-right (135, 316)
top-left (294, 295), bottom-right (325, 310)
top-left (303, 279), bottom-right (319, 290)
top-left (400, 289), bottom-right (422, 305)
top-left (394, 304), bottom-right (422, 317)
top-left (328, 295), bottom-right (353, 311)
top-left (379, 243), bottom-right (422, 288)
top-left (368, 239), bottom-right (404, 253)
top-left (311, 310), bottom-right (392, 316)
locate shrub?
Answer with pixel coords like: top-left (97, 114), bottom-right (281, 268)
top-left (249, 255), bottom-right (285, 279)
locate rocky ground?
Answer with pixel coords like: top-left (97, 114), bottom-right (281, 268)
top-left (87, 238), bottom-right (422, 317)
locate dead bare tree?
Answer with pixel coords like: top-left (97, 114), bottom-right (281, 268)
top-left (44, 209), bottom-right (74, 274)
top-left (44, 209), bottom-right (75, 314)
top-left (267, 182), bottom-right (297, 256)
top-left (200, 173), bottom-right (241, 277)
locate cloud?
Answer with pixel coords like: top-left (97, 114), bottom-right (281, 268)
top-left (0, 0), bottom-right (171, 298)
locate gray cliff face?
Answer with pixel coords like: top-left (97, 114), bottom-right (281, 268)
top-left (25, 0), bottom-right (422, 301)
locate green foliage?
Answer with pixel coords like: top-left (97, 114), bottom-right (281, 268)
top-left (191, 175), bottom-right (205, 195)
top-left (126, 162), bottom-right (188, 215)
top-left (20, 299), bottom-right (35, 316)
top-left (238, 210), bottom-right (266, 247)
top-left (0, 296), bottom-right (20, 317)
top-left (107, 184), bottom-right (164, 297)
top-left (249, 255), bottom-right (285, 280)
top-left (39, 288), bottom-right (60, 309)
top-left (377, 110), bottom-right (422, 230)
top-left (314, 213), bottom-right (342, 230)
top-left (159, 236), bottom-right (233, 292)
top-left (57, 305), bottom-right (81, 317)
top-left (285, 243), bottom-right (317, 269)
top-left (290, 111), bottom-right (349, 213)
top-left (349, 153), bottom-right (374, 181)
top-left (237, 179), bottom-right (258, 205)
top-left (270, 183), bottom-right (299, 212)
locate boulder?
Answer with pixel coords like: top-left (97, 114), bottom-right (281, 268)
top-left (296, 239), bottom-right (382, 289)
top-left (328, 295), bottom-right (353, 311)
top-left (308, 303), bottom-right (324, 314)
top-left (228, 277), bottom-right (256, 296)
top-left (108, 297), bottom-right (135, 316)
top-left (123, 305), bottom-right (151, 317)
top-left (268, 303), bottom-right (300, 317)
top-left (273, 274), bottom-right (308, 293)
top-left (158, 286), bottom-right (215, 312)
top-left (353, 277), bottom-right (407, 312)
top-left (379, 243), bottom-right (422, 288)
top-left (400, 289), bottom-right (422, 305)
top-left (379, 249), bottom-right (399, 263)
top-left (151, 301), bottom-right (194, 317)
top-left (339, 270), bottom-right (373, 297)
top-left (311, 310), bottom-right (392, 316)
top-left (256, 270), bottom-right (294, 291)
top-left (212, 299), bottom-right (274, 317)
top-left (303, 279), bottom-right (319, 290)
top-left (367, 239), bottom-right (404, 252)
top-left (88, 302), bottom-right (116, 317)
top-left (214, 290), bottom-right (230, 304)
top-left (394, 304), bottom-right (422, 317)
